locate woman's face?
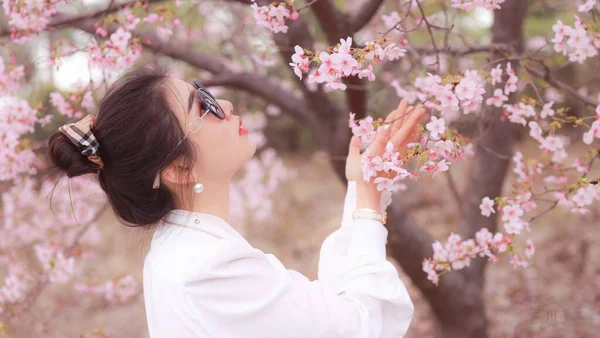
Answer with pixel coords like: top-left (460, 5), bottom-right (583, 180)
top-left (165, 77), bottom-right (256, 181)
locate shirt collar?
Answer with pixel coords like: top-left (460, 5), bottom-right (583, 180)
top-left (161, 209), bottom-right (244, 240)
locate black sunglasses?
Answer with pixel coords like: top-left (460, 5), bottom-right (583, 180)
top-left (193, 80), bottom-right (226, 120)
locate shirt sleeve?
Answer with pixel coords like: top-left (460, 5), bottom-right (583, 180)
top-left (317, 180), bottom-right (414, 337)
top-left (182, 182), bottom-right (413, 338)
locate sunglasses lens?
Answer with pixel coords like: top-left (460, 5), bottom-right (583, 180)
top-left (197, 89), bottom-right (225, 120)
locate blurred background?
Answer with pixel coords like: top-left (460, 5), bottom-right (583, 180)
top-left (0, 0), bottom-right (599, 337)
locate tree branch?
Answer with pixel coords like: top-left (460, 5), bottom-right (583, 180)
top-left (525, 64), bottom-right (599, 107)
top-left (73, 19), bottom-right (329, 142)
top-left (202, 72), bottom-right (328, 143)
top-left (348, 0), bottom-right (385, 34)
top-left (0, 0), bottom-right (165, 39)
top-left (409, 43), bottom-right (511, 56)
top-left (309, 0), bottom-right (368, 120)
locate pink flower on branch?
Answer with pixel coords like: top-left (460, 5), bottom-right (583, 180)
top-left (2, 0), bottom-right (67, 43)
top-left (290, 37), bottom-right (407, 90)
top-left (75, 275), bottom-right (139, 304)
top-left (480, 197), bottom-right (495, 217)
top-left (422, 228), bottom-right (514, 285)
top-left (250, 0), bottom-right (298, 34)
top-left (425, 116), bottom-right (446, 139)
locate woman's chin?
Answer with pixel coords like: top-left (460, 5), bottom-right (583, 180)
top-left (246, 139), bottom-right (258, 159)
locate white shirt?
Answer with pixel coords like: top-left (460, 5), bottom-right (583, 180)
top-left (143, 181), bottom-right (414, 338)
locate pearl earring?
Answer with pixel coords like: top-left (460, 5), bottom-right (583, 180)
top-left (193, 179), bottom-right (204, 194)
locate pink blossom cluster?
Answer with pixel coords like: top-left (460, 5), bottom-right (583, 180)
top-left (578, 0), bottom-right (598, 13)
top-left (478, 154), bottom-right (539, 235)
top-left (582, 105), bottom-right (600, 144)
top-left (87, 28), bottom-right (142, 71)
top-left (230, 148), bottom-right (296, 229)
top-left (380, 57), bottom-right (600, 285)
top-left (290, 37), bottom-right (406, 90)
top-left (0, 58), bottom-right (25, 96)
top-left (394, 71), bottom-right (487, 122)
top-left (139, 12), bottom-right (181, 42)
top-left (393, 63), bottom-right (521, 121)
top-left (422, 228), bottom-right (530, 285)
top-left (360, 141), bottom-right (409, 188)
top-left (229, 111), bottom-right (295, 230)
top-left (349, 112), bottom-right (469, 194)
top-left (242, 112), bottom-right (269, 148)
top-left (0, 258), bottom-right (34, 317)
top-left (34, 243), bottom-right (76, 283)
top-left (1, 0), bottom-right (67, 43)
top-left (0, 176), bottom-right (107, 316)
top-left (50, 90), bottom-right (96, 119)
top-left (250, 0), bottom-right (299, 34)
top-left (451, 0), bottom-right (506, 11)
top-left (1, 177), bottom-right (105, 249)
top-left (75, 275), bottom-right (139, 304)
top-left (487, 62), bottom-right (519, 103)
top-left (0, 98), bottom-right (41, 181)
top-left (557, 184), bottom-right (600, 214)
top-left (552, 17), bottom-right (600, 64)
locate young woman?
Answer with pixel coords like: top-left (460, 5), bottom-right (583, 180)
top-left (49, 67), bottom-right (424, 338)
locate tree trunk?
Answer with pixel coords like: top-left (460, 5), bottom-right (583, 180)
top-left (434, 1), bottom-right (527, 337)
top-left (351, 1), bottom-right (527, 337)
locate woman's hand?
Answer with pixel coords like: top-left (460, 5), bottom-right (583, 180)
top-left (345, 99), bottom-right (425, 210)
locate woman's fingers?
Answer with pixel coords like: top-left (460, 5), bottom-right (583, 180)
top-left (391, 100), bottom-right (409, 135)
top-left (384, 100), bottom-right (402, 124)
top-left (366, 125), bottom-right (391, 157)
top-left (390, 106), bottom-right (425, 149)
top-left (409, 125), bottom-right (421, 143)
top-left (348, 135), bottom-right (361, 157)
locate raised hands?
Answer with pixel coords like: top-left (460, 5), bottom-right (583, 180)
top-left (346, 99), bottom-right (426, 210)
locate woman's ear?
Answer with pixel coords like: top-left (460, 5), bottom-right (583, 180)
top-left (161, 164), bottom-right (195, 186)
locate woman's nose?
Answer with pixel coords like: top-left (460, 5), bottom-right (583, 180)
top-left (218, 99), bottom-right (233, 121)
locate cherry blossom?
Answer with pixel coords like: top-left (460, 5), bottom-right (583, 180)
top-left (289, 46), bottom-right (310, 79)
top-left (525, 239), bottom-right (535, 258)
top-left (486, 88), bottom-right (508, 107)
top-left (490, 64), bottom-right (503, 86)
top-left (230, 148), bottom-right (296, 228)
top-left (290, 37), bottom-right (406, 90)
top-left (422, 228), bottom-right (514, 285)
top-left (349, 113), bottom-right (377, 145)
top-left (540, 101), bottom-right (555, 118)
top-left (419, 159), bottom-right (450, 177)
top-left (578, 0), bottom-right (597, 12)
top-left (1, 0), bottom-right (67, 43)
top-left (480, 197), bottom-right (496, 217)
top-left (583, 120), bottom-right (600, 144)
top-left (551, 17), bottom-right (599, 64)
top-left (75, 275), bottom-right (139, 304)
top-left (34, 243), bottom-right (75, 283)
top-left (503, 62), bottom-right (519, 95)
top-left (426, 116), bottom-right (446, 139)
top-left (250, 0), bottom-right (298, 34)
top-left (0, 57), bottom-right (25, 96)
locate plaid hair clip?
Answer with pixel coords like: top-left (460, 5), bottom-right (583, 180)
top-left (59, 114), bottom-right (104, 170)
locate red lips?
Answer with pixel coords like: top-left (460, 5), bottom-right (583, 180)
top-left (239, 118), bottom-right (248, 136)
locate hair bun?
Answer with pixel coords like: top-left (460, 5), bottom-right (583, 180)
top-left (48, 132), bottom-right (99, 178)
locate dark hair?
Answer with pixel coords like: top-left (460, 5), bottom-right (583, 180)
top-left (48, 67), bottom-right (196, 227)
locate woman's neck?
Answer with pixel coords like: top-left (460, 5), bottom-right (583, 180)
top-left (180, 178), bottom-right (231, 222)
